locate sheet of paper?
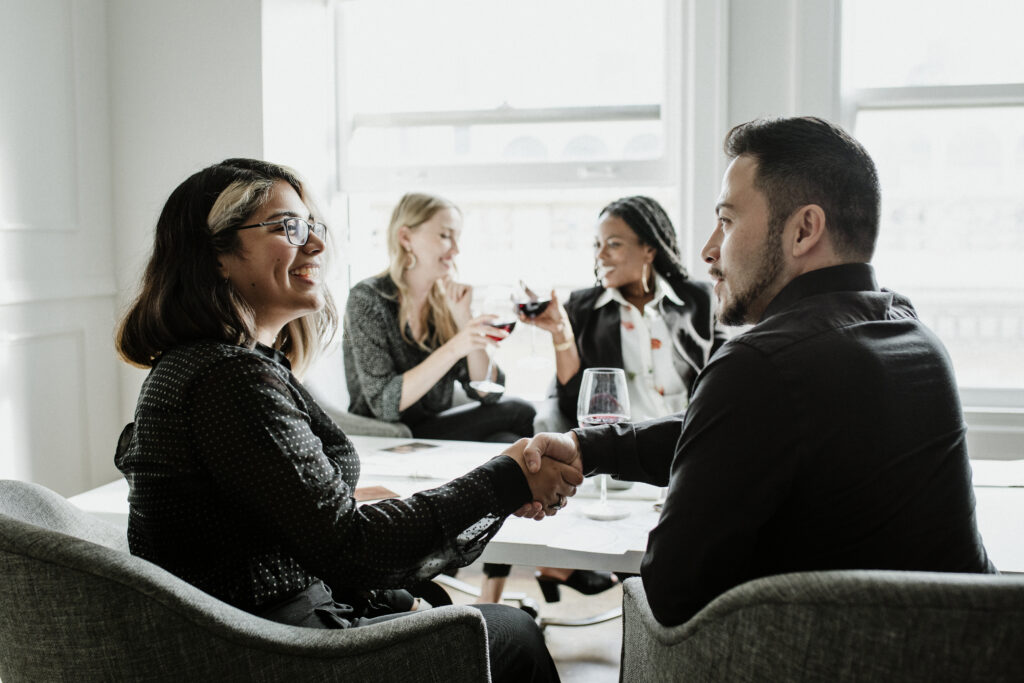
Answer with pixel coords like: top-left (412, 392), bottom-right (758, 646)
top-left (496, 503), bottom-right (660, 555)
top-left (356, 439), bottom-right (496, 481)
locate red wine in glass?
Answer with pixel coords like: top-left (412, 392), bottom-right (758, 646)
top-left (485, 320), bottom-right (517, 341)
top-left (579, 414), bottom-right (625, 428)
top-left (469, 319), bottom-right (515, 394)
top-left (516, 300), bottom-right (551, 318)
top-left (577, 368), bottom-right (630, 520)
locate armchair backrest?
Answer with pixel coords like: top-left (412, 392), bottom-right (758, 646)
top-left (621, 571), bottom-right (1024, 682)
top-left (0, 479), bottom-right (489, 682)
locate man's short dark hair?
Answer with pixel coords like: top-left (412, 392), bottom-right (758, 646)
top-left (724, 116), bottom-right (881, 260)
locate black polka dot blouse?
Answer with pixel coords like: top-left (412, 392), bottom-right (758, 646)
top-left (115, 340), bottom-right (530, 614)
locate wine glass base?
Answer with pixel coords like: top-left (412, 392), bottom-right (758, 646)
top-left (581, 503), bottom-right (630, 521)
top-left (468, 380), bottom-right (505, 395)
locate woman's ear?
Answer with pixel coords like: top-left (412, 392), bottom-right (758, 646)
top-left (643, 244), bottom-right (657, 264)
top-left (397, 225), bottom-right (413, 250)
top-left (216, 257), bottom-right (231, 281)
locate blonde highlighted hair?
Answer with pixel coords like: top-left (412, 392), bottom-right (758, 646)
top-left (116, 158), bottom-right (337, 377)
top-left (383, 192), bottom-right (461, 351)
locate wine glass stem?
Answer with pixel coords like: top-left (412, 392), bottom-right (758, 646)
top-left (599, 474), bottom-right (608, 504)
top-left (484, 350), bottom-right (495, 383)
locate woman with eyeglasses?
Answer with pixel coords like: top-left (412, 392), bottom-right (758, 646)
top-left (114, 159), bottom-right (571, 683)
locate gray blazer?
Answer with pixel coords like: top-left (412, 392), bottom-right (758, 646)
top-left (343, 274), bottom-right (500, 424)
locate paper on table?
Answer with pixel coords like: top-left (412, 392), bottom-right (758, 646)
top-left (970, 459), bottom-right (1024, 487)
top-left (357, 441), bottom-right (494, 480)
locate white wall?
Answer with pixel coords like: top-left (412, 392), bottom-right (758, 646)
top-left (0, 0), bottom-right (333, 495)
top-left (0, 0), bottom-right (122, 495)
top-left (107, 0), bottom-right (269, 421)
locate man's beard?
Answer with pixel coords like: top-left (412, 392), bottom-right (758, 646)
top-left (717, 225), bottom-right (784, 327)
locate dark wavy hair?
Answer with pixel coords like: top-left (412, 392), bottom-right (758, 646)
top-left (599, 195), bottom-right (689, 292)
top-left (724, 116), bottom-right (880, 260)
top-left (116, 158), bottom-right (337, 375)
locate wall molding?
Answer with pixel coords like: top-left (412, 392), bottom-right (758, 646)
top-left (0, 276), bottom-right (117, 307)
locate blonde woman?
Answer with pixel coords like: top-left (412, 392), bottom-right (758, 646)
top-left (343, 193), bottom-right (539, 603)
top-left (343, 193), bottom-right (535, 441)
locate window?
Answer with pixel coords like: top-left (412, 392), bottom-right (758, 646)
top-left (332, 0), bottom-right (682, 398)
top-left (841, 0), bottom-right (1024, 397)
top-left (335, 0), bottom-right (670, 190)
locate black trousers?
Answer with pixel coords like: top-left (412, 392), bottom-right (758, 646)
top-left (258, 581), bottom-right (559, 683)
top-left (406, 395), bottom-right (536, 443)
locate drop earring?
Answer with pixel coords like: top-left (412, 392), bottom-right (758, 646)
top-left (641, 262), bottom-right (650, 294)
top-left (405, 249), bottom-right (418, 270)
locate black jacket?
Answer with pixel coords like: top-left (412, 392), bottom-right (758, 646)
top-left (556, 279), bottom-right (727, 420)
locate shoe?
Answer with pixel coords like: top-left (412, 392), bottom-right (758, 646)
top-left (535, 570), bottom-right (619, 603)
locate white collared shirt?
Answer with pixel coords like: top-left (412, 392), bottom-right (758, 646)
top-left (593, 276), bottom-right (688, 421)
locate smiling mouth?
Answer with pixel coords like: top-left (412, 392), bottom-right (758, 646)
top-left (597, 265), bottom-right (614, 278)
top-left (290, 265), bottom-right (319, 279)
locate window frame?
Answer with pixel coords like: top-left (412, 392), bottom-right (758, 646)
top-left (331, 0), bottom-right (679, 195)
top-left (838, 9), bottom-right (1024, 420)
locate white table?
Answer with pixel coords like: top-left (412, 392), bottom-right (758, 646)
top-left (70, 436), bottom-right (1024, 574)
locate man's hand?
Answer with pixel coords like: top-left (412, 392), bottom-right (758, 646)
top-left (509, 432), bottom-right (584, 520)
top-left (522, 431), bottom-right (582, 475)
top-left (503, 439), bottom-right (582, 518)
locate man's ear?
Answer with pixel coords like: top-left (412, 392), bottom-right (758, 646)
top-left (789, 204), bottom-right (827, 258)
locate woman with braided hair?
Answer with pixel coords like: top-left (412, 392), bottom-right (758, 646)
top-left (518, 196), bottom-right (726, 600)
top-left (526, 195), bottom-right (727, 425)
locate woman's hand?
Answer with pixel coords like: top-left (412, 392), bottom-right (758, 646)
top-left (502, 439), bottom-right (583, 516)
top-left (519, 289), bottom-right (569, 337)
top-left (443, 277), bottom-right (473, 327)
top-left (441, 314), bottom-right (503, 360)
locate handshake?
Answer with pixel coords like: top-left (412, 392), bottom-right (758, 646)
top-left (502, 432), bottom-right (584, 520)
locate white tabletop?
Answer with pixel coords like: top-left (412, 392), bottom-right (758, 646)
top-left (69, 437), bottom-right (1024, 574)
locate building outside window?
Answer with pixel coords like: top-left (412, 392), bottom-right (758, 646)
top-left (332, 0), bottom-right (682, 398)
top-left (841, 0), bottom-right (1024, 403)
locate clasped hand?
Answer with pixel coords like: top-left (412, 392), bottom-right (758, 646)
top-left (504, 432), bottom-right (583, 521)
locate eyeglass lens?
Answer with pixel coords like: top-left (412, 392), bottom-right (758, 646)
top-left (283, 218), bottom-right (326, 246)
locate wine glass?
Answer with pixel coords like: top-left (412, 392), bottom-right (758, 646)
top-left (514, 280), bottom-right (553, 368)
top-left (577, 367), bottom-right (631, 521)
top-left (468, 288), bottom-right (517, 395)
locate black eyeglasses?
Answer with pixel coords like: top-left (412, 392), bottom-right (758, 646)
top-left (230, 217), bottom-right (327, 246)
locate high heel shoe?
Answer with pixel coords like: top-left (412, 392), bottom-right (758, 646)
top-left (535, 570), bottom-right (618, 603)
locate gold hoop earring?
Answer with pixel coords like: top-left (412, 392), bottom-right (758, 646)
top-left (405, 249), bottom-right (418, 270)
top-left (641, 262), bottom-right (650, 294)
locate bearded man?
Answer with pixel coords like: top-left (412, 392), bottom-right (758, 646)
top-left (523, 116), bottom-right (995, 627)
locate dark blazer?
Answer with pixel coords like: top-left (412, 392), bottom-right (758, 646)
top-left (556, 279), bottom-right (727, 420)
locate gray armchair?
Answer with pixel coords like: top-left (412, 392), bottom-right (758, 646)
top-left (303, 345), bottom-right (412, 438)
top-left (621, 571), bottom-right (1024, 682)
top-left (0, 479), bottom-right (490, 682)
